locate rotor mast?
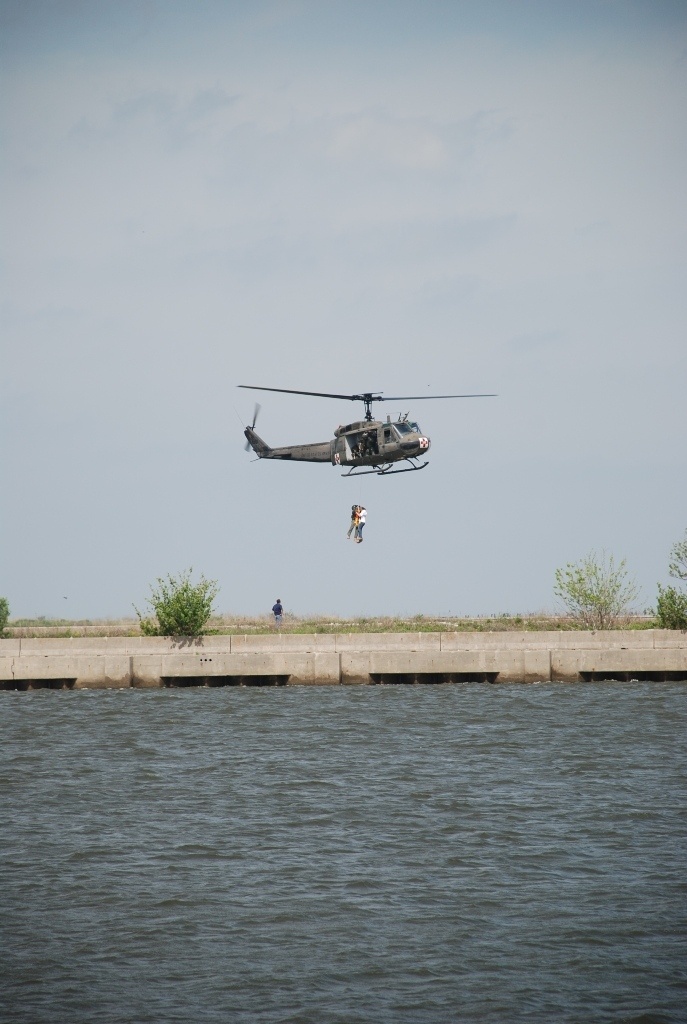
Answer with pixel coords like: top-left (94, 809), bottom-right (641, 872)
top-left (354, 393), bottom-right (381, 421)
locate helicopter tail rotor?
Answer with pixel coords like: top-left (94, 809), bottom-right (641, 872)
top-left (244, 403), bottom-right (261, 450)
top-left (243, 402), bottom-right (272, 458)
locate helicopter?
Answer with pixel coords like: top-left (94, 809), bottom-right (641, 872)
top-left (240, 385), bottom-right (496, 477)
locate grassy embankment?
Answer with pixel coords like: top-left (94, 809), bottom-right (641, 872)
top-left (6, 614), bottom-right (655, 638)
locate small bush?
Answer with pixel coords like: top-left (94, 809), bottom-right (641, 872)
top-left (554, 550), bottom-right (639, 630)
top-left (668, 529), bottom-right (687, 582)
top-left (0, 597), bottom-right (9, 635)
top-left (135, 569), bottom-right (219, 637)
top-left (656, 585), bottom-right (687, 630)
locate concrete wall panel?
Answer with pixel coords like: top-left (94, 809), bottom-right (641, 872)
top-left (231, 634), bottom-right (336, 654)
top-left (132, 652), bottom-right (269, 685)
top-left (286, 653), bottom-right (340, 685)
top-left (0, 656), bottom-right (17, 680)
top-left (440, 631), bottom-right (669, 651)
top-left (523, 650), bottom-right (552, 682)
top-left (551, 648), bottom-right (687, 681)
top-left (335, 633), bottom-right (440, 652)
top-left (652, 630), bottom-right (687, 649)
top-left (546, 631), bottom-right (645, 650)
top-left (440, 631), bottom-right (558, 650)
top-left (10, 655), bottom-right (131, 687)
top-left (340, 650), bottom-right (500, 683)
top-left (16, 637), bottom-right (137, 655)
top-left (546, 630), bottom-right (676, 650)
top-left (131, 651), bottom-right (341, 686)
top-left (15, 636), bottom-right (232, 656)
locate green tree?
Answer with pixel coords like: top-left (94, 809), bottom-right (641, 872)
top-left (668, 528), bottom-right (687, 582)
top-left (656, 585), bottom-right (687, 630)
top-left (655, 529), bottom-right (687, 629)
top-left (554, 550), bottom-right (639, 630)
top-left (135, 569), bottom-right (219, 637)
top-left (0, 597), bottom-right (9, 636)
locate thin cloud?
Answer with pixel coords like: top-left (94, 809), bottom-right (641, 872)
top-left (328, 112), bottom-right (446, 169)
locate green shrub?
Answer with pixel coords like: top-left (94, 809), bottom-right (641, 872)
top-left (656, 585), bottom-right (687, 630)
top-left (0, 597), bottom-right (9, 635)
top-left (668, 529), bottom-right (687, 582)
top-left (134, 569), bottom-right (219, 637)
top-left (554, 550), bottom-right (639, 630)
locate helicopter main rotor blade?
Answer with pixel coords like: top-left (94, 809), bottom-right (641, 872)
top-left (238, 386), bottom-right (497, 411)
top-left (239, 385), bottom-right (379, 402)
top-left (380, 394), bottom-right (497, 401)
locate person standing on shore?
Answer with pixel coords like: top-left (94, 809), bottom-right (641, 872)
top-left (272, 599), bottom-right (283, 626)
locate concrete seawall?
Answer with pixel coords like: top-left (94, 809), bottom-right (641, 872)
top-left (1, 632), bottom-right (686, 689)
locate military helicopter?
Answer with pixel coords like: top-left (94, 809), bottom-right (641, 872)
top-left (240, 385), bottom-right (496, 477)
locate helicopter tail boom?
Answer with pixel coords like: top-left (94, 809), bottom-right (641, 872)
top-left (244, 426), bottom-right (272, 457)
top-left (244, 426), bottom-right (333, 463)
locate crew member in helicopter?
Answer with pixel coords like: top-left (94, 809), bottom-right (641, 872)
top-left (360, 432), bottom-right (376, 457)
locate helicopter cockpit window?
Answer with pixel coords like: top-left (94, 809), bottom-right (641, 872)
top-left (394, 421), bottom-right (420, 436)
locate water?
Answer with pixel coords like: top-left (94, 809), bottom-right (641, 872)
top-left (1, 683), bottom-right (685, 1024)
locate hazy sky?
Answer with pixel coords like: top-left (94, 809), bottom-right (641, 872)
top-left (2, 0), bottom-right (686, 620)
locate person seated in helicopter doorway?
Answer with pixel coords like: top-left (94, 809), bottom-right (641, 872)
top-left (347, 505), bottom-right (360, 540)
top-left (355, 506), bottom-right (367, 543)
top-left (272, 599), bottom-right (283, 626)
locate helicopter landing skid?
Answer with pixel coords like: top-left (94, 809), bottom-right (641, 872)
top-left (341, 460), bottom-right (429, 478)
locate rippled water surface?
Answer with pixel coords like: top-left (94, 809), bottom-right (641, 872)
top-left (1, 684), bottom-right (686, 1023)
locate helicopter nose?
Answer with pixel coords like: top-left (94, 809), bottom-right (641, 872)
top-left (419, 436), bottom-right (430, 451)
